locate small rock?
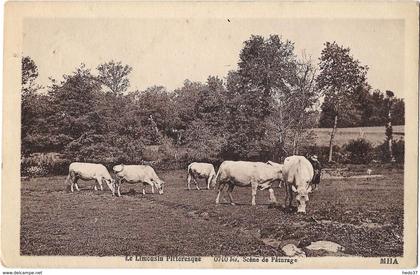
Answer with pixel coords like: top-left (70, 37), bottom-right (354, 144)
top-left (200, 212), bottom-right (209, 220)
top-left (282, 244), bottom-right (306, 257)
top-left (187, 211), bottom-right (198, 218)
top-left (261, 238), bottom-right (282, 249)
top-left (306, 241), bottom-right (345, 252)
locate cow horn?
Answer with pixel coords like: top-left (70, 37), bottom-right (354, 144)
top-left (291, 185), bottom-right (297, 192)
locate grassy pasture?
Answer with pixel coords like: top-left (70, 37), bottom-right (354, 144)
top-left (21, 167), bottom-right (403, 257)
top-left (312, 125), bottom-right (404, 147)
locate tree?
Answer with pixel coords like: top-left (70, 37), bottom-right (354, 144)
top-left (21, 56), bottom-right (43, 156)
top-left (22, 56), bottom-right (40, 96)
top-left (183, 76), bottom-right (228, 162)
top-left (129, 86), bottom-right (176, 145)
top-left (224, 35), bottom-right (299, 160)
top-left (316, 41), bottom-right (369, 162)
top-left (47, 64), bottom-right (103, 157)
top-left (286, 55), bottom-right (319, 154)
top-left (385, 90), bottom-right (396, 162)
top-left (97, 60), bottom-right (133, 95)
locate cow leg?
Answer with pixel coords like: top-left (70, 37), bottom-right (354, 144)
top-left (95, 177), bottom-right (103, 191)
top-left (215, 183), bottom-right (226, 204)
top-left (67, 174), bottom-right (75, 193)
top-left (187, 173), bottom-right (192, 190)
top-left (287, 184), bottom-right (294, 208)
top-left (142, 183), bottom-right (146, 195)
top-left (284, 183), bottom-right (290, 208)
top-left (117, 184), bottom-right (121, 197)
top-left (227, 184), bottom-right (235, 206)
top-left (150, 182), bottom-right (155, 194)
top-left (268, 188), bottom-right (277, 204)
top-left (194, 176), bottom-right (200, 190)
top-left (116, 178), bottom-right (122, 197)
top-left (251, 182), bottom-right (258, 206)
top-left (65, 174), bottom-right (73, 192)
top-left (206, 176), bottom-right (211, 190)
top-left (73, 176), bottom-right (80, 191)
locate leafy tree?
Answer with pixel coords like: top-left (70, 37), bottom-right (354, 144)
top-left (47, 64), bottom-right (103, 157)
top-left (316, 41), bottom-right (369, 162)
top-left (97, 60), bottom-right (133, 95)
top-left (391, 98), bottom-right (405, 125)
top-left (184, 76), bottom-right (228, 162)
top-left (21, 56), bottom-right (43, 156)
top-left (129, 86), bottom-right (177, 144)
top-left (224, 35), bottom-right (299, 160)
top-left (22, 56), bottom-right (40, 96)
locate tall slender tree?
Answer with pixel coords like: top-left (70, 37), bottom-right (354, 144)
top-left (316, 42), bottom-right (369, 162)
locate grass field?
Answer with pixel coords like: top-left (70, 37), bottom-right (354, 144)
top-left (21, 166), bottom-right (403, 257)
top-left (312, 125), bottom-right (404, 147)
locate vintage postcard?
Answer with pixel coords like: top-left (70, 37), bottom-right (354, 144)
top-left (2, 1), bottom-right (418, 269)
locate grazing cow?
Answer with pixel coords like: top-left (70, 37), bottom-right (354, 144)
top-left (65, 162), bottom-right (115, 194)
top-left (187, 162), bottom-right (217, 190)
top-left (215, 161), bottom-right (283, 206)
top-left (112, 164), bottom-right (165, 197)
top-left (282, 155), bottom-right (314, 213)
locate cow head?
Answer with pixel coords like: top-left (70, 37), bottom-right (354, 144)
top-left (154, 179), bottom-right (165, 195)
top-left (113, 164), bottom-right (124, 174)
top-left (291, 184), bottom-right (312, 213)
top-left (103, 178), bottom-right (116, 195)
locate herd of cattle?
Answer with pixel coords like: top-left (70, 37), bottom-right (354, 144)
top-left (65, 155), bottom-right (321, 213)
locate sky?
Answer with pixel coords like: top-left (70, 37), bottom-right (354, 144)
top-left (23, 18), bottom-right (405, 97)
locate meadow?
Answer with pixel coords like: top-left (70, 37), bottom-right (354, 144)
top-left (311, 125), bottom-right (404, 147)
top-left (21, 166), bottom-right (403, 257)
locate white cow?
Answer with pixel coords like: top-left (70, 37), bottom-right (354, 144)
top-left (282, 155), bottom-right (314, 213)
top-left (65, 162), bottom-right (115, 194)
top-left (112, 164), bottom-right (165, 197)
top-left (187, 162), bottom-right (217, 190)
top-left (215, 161), bottom-right (283, 206)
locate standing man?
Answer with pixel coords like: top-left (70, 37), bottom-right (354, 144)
top-left (307, 155), bottom-right (322, 190)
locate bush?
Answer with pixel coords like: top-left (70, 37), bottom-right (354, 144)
top-left (21, 153), bottom-right (71, 176)
top-left (300, 145), bottom-right (346, 164)
top-left (376, 139), bottom-right (404, 163)
top-left (23, 165), bottom-right (48, 177)
top-left (344, 138), bottom-right (374, 164)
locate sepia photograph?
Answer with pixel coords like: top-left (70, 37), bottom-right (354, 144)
top-left (1, 1), bottom-right (418, 269)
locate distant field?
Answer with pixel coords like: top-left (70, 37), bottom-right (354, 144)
top-left (311, 125), bottom-right (404, 147)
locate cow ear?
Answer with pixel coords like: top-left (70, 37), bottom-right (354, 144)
top-left (267, 161), bottom-right (273, 166)
top-left (307, 185), bottom-right (313, 193)
top-left (291, 185), bottom-right (297, 192)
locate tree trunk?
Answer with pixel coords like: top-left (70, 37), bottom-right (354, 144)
top-left (328, 115), bottom-right (338, 162)
top-left (292, 131), bottom-right (299, 155)
top-left (387, 106), bottom-right (395, 162)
